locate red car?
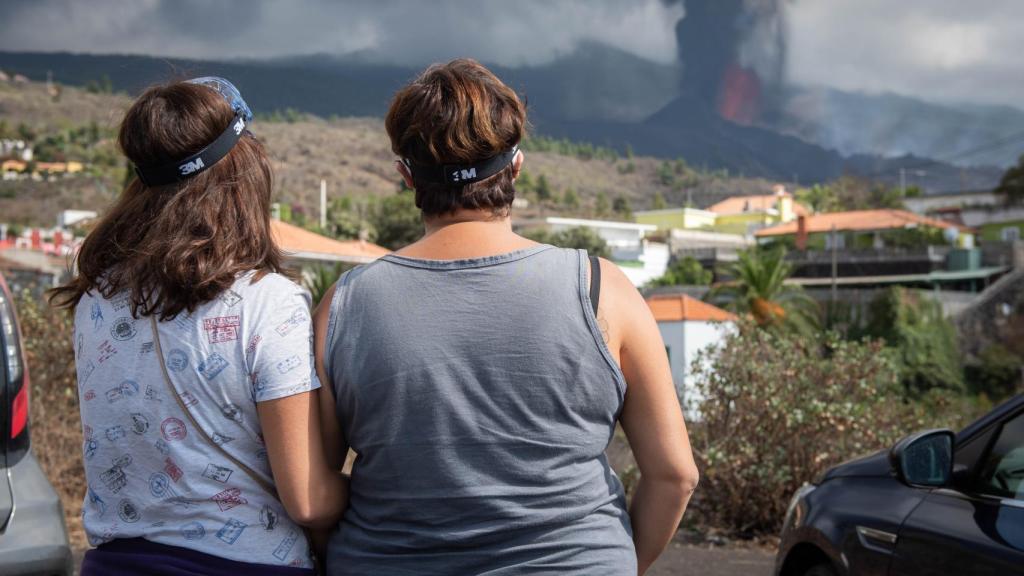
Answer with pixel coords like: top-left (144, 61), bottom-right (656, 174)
top-left (0, 271), bottom-right (72, 575)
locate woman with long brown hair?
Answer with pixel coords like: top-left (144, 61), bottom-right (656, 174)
top-left (52, 78), bottom-right (346, 575)
top-left (314, 59), bottom-right (698, 575)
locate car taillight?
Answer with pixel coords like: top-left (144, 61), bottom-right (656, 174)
top-left (10, 383), bottom-right (26, 439)
top-left (0, 286), bottom-right (27, 441)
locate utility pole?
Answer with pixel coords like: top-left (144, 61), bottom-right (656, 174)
top-left (830, 223), bottom-right (838, 308)
top-left (320, 179), bottom-right (327, 230)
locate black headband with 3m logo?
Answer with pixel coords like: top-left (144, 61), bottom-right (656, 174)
top-left (135, 114), bottom-right (248, 187)
top-left (403, 144), bottom-right (519, 188)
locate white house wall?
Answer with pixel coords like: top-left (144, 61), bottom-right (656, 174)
top-left (657, 319), bottom-right (733, 419)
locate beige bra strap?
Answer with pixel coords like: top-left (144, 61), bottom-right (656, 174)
top-left (149, 315), bottom-right (279, 497)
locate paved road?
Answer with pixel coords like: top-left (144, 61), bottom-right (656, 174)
top-left (74, 540), bottom-right (775, 576)
top-left (650, 542), bottom-right (775, 576)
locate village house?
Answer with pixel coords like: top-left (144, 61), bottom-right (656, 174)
top-left (270, 219), bottom-right (389, 268)
top-left (646, 293), bottom-right (736, 415)
top-left (706, 185), bottom-right (809, 235)
top-left (544, 216), bottom-right (668, 287)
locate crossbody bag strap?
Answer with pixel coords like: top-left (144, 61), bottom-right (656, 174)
top-left (589, 254), bottom-right (601, 316)
top-left (149, 315), bottom-right (279, 498)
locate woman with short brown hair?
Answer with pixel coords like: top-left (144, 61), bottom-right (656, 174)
top-left (53, 78), bottom-right (347, 575)
top-left (315, 59), bottom-right (698, 575)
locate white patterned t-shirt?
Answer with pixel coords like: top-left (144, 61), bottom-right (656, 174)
top-left (74, 272), bottom-right (319, 569)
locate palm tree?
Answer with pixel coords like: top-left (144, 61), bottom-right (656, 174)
top-left (303, 263), bottom-right (352, 307)
top-left (709, 247), bottom-right (819, 332)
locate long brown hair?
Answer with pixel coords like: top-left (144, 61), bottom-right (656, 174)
top-left (50, 81), bottom-right (287, 320)
top-left (385, 59), bottom-right (526, 216)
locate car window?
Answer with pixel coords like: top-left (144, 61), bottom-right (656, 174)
top-left (0, 287), bottom-right (24, 389)
top-left (977, 411), bottom-right (1024, 501)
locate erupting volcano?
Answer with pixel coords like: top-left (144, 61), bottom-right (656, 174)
top-left (672, 0), bottom-right (787, 126)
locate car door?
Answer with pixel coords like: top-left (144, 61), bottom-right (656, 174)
top-left (889, 407), bottom-right (1024, 576)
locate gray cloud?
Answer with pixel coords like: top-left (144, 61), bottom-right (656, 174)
top-left (0, 0), bottom-right (1022, 108)
top-left (0, 0), bottom-right (684, 65)
top-left (787, 0), bottom-right (1024, 108)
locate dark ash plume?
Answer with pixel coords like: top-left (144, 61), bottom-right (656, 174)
top-left (667, 0), bottom-right (788, 125)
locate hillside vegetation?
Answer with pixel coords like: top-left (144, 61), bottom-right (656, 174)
top-left (0, 80), bottom-right (778, 228)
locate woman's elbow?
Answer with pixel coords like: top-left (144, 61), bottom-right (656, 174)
top-left (287, 503), bottom-right (337, 529)
top-left (650, 464), bottom-right (699, 496)
top-left (679, 466), bottom-right (699, 494)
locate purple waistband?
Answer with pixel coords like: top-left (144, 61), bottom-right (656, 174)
top-left (80, 538), bottom-right (315, 576)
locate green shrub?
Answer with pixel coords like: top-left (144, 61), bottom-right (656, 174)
top-left (965, 344), bottom-right (1022, 402)
top-left (15, 291), bottom-right (86, 548)
top-left (689, 324), bottom-right (904, 535)
top-left (303, 263), bottom-right (354, 307)
top-left (524, 227), bottom-right (610, 259)
top-left (367, 191), bottom-right (422, 250)
top-left (647, 256), bottom-right (712, 287)
top-left (862, 287), bottom-right (964, 394)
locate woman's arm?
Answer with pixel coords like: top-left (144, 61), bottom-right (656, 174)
top-left (257, 391), bottom-right (348, 529)
top-left (597, 258), bottom-right (699, 575)
top-left (255, 286), bottom-right (349, 530)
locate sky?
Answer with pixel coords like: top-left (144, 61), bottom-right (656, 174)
top-left (0, 0), bottom-right (1022, 109)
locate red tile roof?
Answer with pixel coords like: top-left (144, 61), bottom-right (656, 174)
top-left (270, 220), bottom-right (390, 263)
top-left (754, 209), bottom-right (964, 237)
top-left (646, 294), bottom-right (737, 323)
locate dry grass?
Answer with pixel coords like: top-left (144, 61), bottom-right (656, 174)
top-left (14, 291), bottom-right (87, 549)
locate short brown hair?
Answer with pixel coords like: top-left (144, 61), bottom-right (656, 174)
top-left (385, 59), bottom-right (526, 216)
top-left (50, 81), bottom-right (287, 320)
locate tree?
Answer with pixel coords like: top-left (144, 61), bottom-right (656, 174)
top-left (16, 122), bottom-right (35, 143)
top-left (647, 257), bottom-right (712, 287)
top-left (828, 176), bottom-right (905, 211)
top-left (996, 154), bottom-right (1024, 205)
top-left (651, 192), bottom-right (667, 210)
top-left (657, 161), bottom-right (675, 187)
top-left (709, 247), bottom-right (818, 333)
top-left (594, 191), bottom-right (610, 217)
top-left (524, 227), bottom-right (610, 259)
top-left (795, 184), bottom-right (839, 213)
top-left (673, 158), bottom-right (688, 175)
top-left (535, 174), bottom-right (553, 202)
top-left (368, 191), bottom-right (422, 250)
top-left (326, 196), bottom-right (371, 241)
top-left (562, 187), bottom-right (580, 210)
top-left (516, 170), bottom-right (534, 195)
top-left (612, 194), bottom-right (632, 218)
top-left (861, 287), bottom-right (964, 394)
top-left (85, 74), bottom-right (113, 94)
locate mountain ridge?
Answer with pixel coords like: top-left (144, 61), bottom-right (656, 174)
top-left (0, 47), bottom-right (1011, 191)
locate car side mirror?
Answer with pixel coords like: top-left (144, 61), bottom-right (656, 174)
top-left (890, 429), bottom-right (955, 488)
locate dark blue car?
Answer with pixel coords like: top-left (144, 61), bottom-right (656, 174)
top-left (775, 394), bottom-right (1024, 576)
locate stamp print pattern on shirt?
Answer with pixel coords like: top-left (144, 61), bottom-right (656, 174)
top-left (74, 273), bottom-right (319, 568)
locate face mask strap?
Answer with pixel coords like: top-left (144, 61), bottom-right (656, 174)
top-left (404, 144), bottom-right (519, 187)
top-left (134, 77), bottom-right (253, 187)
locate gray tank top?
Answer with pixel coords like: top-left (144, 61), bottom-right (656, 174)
top-left (323, 245), bottom-right (635, 575)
